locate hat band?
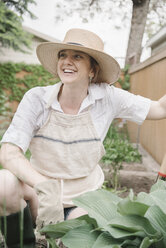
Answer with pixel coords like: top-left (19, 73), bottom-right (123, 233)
top-left (66, 42), bottom-right (83, 46)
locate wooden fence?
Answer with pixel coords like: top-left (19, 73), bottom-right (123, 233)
top-left (127, 50), bottom-right (166, 164)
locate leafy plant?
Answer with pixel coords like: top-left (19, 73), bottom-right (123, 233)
top-left (41, 180), bottom-right (166, 248)
top-left (0, 0), bottom-right (36, 52)
top-left (101, 121), bottom-right (142, 190)
top-left (0, 62), bottom-right (59, 116)
top-left (117, 64), bottom-right (130, 90)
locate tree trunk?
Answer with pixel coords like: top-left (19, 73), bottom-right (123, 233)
top-left (125, 0), bottom-right (150, 66)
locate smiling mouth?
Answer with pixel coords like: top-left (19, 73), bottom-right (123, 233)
top-left (63, 69), bottom-right (76, 73)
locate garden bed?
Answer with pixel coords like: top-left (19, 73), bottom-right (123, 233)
top-left (102, 144), bottom-right (160, 197)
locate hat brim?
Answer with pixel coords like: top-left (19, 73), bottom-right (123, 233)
top-left (36, 42), bottom-right (120, 84)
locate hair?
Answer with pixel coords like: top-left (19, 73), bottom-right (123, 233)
top-left (89, 56), bottom-right (100, 84)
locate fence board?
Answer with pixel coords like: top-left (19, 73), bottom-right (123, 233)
top-left (128, 54), bottom-right (166, 164)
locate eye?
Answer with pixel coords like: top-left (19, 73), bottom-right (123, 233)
top-left (74, 54), bottom-right (82, 59)
top-left (58, 52), bottom-right (66, 58)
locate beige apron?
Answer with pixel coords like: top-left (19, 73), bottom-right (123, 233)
top-left (29, 87), bottom-right (105, 207)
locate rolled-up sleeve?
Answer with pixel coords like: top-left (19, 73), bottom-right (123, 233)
top-left (1, 87), bottom-right (45, 153)
top-left (107, 86), bottom-right (151, 125)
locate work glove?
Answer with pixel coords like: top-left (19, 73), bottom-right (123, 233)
top-left (34, 179), bottom-right (64, 237)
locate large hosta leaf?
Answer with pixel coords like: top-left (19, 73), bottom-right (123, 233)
top-left (73, 189), bottom-right (121, 227)
top-left (91, 232), bottom-right (123, 248)
top-left (61, 224), bottom-right (99, 248)
top-left (149, 190), bottom-right (166, 214)
top-left (121, 237), bottom-right (142, 247)
top-left (137, 192), bottom-right (156, 206)
top-left (137, 190), bottom-right (166, 215)
top-left (109, 215), bottom-right (160, 238)
top-left (145, 205), bottom-right (166, 246)
top-left (150, 179), bottom-right (166, 192)
top-left (117, 198), bottom-right (149, 216)
top-left (103, 225), bottom-right (145, 239)
top-left (40, 218), bottom-right (87, 238)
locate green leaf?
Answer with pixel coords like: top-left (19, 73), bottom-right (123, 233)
top-left (145, 205), bottom-right (166, 243)
top-left (121, 237), bottom-right (142, 247)
top-left (40, 218), bottom-right (87, 239)
top-left (139, 237), bottom-right (157, 248)
top-left (78, 214), bottom-right (98, 227)
top-left (46, 238), bottom-right (58, 248)
top-left (73, 189), bottom-right (121, 227)
top-left (61, 224), bottom-right (99, 248)
top-left (103, 225), bottom-right (145, 239)
top-left (137, 189), bottom-right (166, 215)
top-left (150, 179), bottom-right (166, 192)
top-left (117, 198), bottom-right (149, 216)
top-left (91, 232), bottom-right (122, 248)
top-left (109, 215), bottom-right (159, 238)
top-left (149, 190), bottom-right (166, 214)
top-left (137, 192), bottom-right (155, 206)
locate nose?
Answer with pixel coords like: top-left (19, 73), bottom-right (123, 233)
top-left (63, 55), bottom-right (73, 65)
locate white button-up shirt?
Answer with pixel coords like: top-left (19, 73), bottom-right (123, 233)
top-left (1, 82), bottom-right (151, 153)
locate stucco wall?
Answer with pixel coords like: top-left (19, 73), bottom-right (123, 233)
top-left (0, 36), bottom-right (43, 64)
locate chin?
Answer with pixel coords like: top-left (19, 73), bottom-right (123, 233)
top-left (61, 78), bottom-right (77, 84)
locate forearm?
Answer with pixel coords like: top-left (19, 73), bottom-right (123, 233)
top-left (0, 143), bottom-right (47, 187)
top-left (159, 154), bottom-right (166, 174)
top-left (146, 95), bottom-right (166, 120)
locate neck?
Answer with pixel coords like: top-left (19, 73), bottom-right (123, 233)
top-left (58, 82), bottom-right (89, 114)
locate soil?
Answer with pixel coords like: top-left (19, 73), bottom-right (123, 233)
top-left (102, 144), bottom-right (160, 197)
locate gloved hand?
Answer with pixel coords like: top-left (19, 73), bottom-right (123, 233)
top-left (34, 179), bottom-right (64, 236)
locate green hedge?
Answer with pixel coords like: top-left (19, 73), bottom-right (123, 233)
top-left (0, 62), bottom-right (59, 115)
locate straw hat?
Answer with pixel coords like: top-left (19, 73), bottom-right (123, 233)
top-left (36, 28), bottom-right (120, 84)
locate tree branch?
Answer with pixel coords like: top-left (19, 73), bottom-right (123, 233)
top-left (89, 0), bottom-right (96, 7)
top-left (132, 0), bottom-right (147, 5)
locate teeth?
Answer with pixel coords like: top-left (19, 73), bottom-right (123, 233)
top-left (64, 69), bottom-right (74, 73)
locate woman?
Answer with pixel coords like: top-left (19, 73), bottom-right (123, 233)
top-left (0, 28), bottom-right (166, 247)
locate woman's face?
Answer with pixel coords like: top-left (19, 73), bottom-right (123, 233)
top-left (57, 49), bottom-right (94, 85)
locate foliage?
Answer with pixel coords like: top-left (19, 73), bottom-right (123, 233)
top-left (0, 0), bottom-right (36, 52)
top-left (41, 180), bottom-right (166, 248)
top-left (101, 121), bottom-right (142, 190)
top-left (0, 62), bottom-right (59, 116)
top-left (146, 0), bottom-right (166, 38)
top-left (54, 0), bottom-right (166, 38)
top-left (55, 0), bottom-right (132, 26)
top-left (117, 64), bottom-right (130, 90)
top-left (2, 0), bottom-right (36, 19)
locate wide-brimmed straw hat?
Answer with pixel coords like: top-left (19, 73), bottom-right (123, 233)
top-left (36, 28), bottom-right (120, 84)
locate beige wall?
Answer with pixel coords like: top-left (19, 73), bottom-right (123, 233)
top-left (0, 36), bottom-right (43, 64)
top-left (128, 50), bottom-right (166, 164)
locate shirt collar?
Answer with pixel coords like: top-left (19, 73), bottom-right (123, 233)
top-left (43, 82), bottom-right (62, 106)
top-left (43, 81), bottom-right (106, 112)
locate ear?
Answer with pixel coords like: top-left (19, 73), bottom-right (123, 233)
top-left (89, 69), bottom-right (95, 79)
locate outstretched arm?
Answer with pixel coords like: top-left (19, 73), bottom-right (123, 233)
top-left (146, 95), bottom-right (166, 120)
